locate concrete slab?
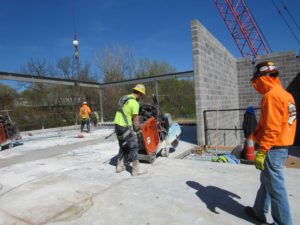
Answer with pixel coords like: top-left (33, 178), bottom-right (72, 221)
top-left (0, 128), bottom-right (299, 225)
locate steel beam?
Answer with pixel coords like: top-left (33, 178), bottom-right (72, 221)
top-left (0, 70), bottom-right (194, 88)
top-left (0, 71), bottom-right (100, 88)
top-left (99, 71), bottom-right (194, 88)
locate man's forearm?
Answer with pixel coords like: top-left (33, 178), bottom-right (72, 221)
top-left (132, 115), bottom-right (141, 131)
top-left (133, 121), bottom-right (141, 131)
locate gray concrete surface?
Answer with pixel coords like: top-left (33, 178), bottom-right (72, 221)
top-left (0, 128), bottom-right (299, 225)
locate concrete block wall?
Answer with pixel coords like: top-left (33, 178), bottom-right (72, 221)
top-left (191, 19), bottom-right (300, 147)
top-left (237, 52), bottom-right (300, 145)
top-left (191, 20), bottom-right (240, 147)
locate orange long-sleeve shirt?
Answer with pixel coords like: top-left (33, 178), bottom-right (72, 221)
top-left (79, 104), bottom-right (91, 119)
top-left (251, 76), bottom-right (297, 153)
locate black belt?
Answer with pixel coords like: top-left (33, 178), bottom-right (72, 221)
top-left (115, 124), bottom-right (131, 140)
top-left (271, 146), bottom-right (290, 150)
top-left (117, 129), bottom-right (131, 141)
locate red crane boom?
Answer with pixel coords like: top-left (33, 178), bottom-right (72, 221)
top-left (213, 0), bottom-right (270, 60)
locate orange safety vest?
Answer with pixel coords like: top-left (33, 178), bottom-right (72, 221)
top-left (79, 105), bottom-right (91, 119)
top-left (250, 76), bottom-right (297, 153)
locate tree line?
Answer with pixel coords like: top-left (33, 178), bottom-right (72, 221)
top-left (0, 46), bottom-right (195, 131)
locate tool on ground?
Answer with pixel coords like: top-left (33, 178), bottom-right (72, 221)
top-left (77, 133), bottom-right (84, 138)
top-left (105, 130), bottom-right (116, 139)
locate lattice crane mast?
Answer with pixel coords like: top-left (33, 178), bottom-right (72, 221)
top-left (213, 0), bottom-right (270, 60)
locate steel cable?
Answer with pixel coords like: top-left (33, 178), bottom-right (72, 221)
top-left (279, 0), bottom-right (300, 33)
top-left (272, 0), bottom-right (300, 46)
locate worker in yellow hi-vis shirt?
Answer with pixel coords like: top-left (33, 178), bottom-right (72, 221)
top-left (114, 84), bottom-right (146, 176)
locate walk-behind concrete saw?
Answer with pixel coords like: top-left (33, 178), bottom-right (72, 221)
top-left (137, 95), bottom-right (181, 163)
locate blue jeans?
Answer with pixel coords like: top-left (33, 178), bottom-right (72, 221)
top-left (253, 148), bottom-right (292, 225)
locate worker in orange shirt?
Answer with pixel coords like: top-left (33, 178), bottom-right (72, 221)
top-left (245, 61), bottom-right (297, 225)
top-left (79, 101), bottom-right (91, 132)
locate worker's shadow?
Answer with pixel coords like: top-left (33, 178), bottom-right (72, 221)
top-left (186, 181), bottom-right (260, 224)
top-left (109, 148), bottom-right (176, 166)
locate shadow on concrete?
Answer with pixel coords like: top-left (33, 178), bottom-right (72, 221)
top-left (109, 146), bottom-right (177, 167)
top-left (287, 72), bottom-right (300, 146)
top-left (180, 125), bottom-right (197, 144)
top-left (289, 146), bottom-right (300, 158)
top-left (186, 181), bottom-right (260, 224)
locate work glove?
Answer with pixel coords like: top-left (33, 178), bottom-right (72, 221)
top-left (255, 151), bottom-right (266, 171)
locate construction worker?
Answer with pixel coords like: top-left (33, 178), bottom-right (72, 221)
top-left (79, 101), bottom-right (91, 132)
top-left (242, 106), bottom-right (257, 139)
top-left (245, 61), bottom-right (297, 225)
top-left (91, 111), bottom-right (99, 128)
top-left (114, 84), bottom-right (146, 176)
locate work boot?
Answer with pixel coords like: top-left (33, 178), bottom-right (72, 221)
top-left (244, 206), bottom-right (267, 223)
top-left (116, 157), bottom-right (125, 173)
top-left (131, 160), bottom-right (147, 176)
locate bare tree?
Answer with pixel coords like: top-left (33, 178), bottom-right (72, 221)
top-left (17, 57), bottom-right (98, 129)
top-left (136, 58), bottom-right (176, 78)
top-left (96, 45), bottom-right (136, 82)
top-left (57, 56), bottom-right (73, 79)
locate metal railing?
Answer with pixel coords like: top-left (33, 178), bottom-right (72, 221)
top-left (203, 108), bottom-right (260, 146)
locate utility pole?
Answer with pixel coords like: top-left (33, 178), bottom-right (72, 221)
top-left (72, 0), bottom-right (80, 125)
top-left (73, 33), bottom-right (80, 75)
top-left (73, 34), bottom-right (79, 125)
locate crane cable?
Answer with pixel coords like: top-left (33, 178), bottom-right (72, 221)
top-left (71, 0), bottom-right (79, 63)
top-left (278, 0), bottom-right (300, 33)
top-left (72, 0), bottom-right (77, 36)
top-left (271, 0), bottom-right (300, 46)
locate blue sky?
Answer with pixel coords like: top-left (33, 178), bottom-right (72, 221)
top-left (1, 0), bottom-right (300, 77)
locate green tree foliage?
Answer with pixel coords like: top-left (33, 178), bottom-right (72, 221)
top-left (0, 84), bottom-right (17, 110)
top-left (134, 58), bottom-right (195, 120)
top-left (158, 79), bottom-right (195, 119)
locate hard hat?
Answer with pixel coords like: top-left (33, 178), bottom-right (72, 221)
top-left (82, 101), bottom-right (87, 105)
top-left (251, 61), bottom-right (279, 81)
top-left (132, 84), bottom-right (146, 95)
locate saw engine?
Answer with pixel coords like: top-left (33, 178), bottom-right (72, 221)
top-left (137, 96), bottom-right (181, 163)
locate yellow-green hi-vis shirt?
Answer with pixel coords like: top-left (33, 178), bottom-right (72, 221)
top-left (114, 94), bottom-right (139, 127)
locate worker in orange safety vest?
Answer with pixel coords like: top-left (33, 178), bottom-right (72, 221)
top-left (79, 101), bottom-right (91, 132)
top-left (244, 61), bottom-right (297, 225)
